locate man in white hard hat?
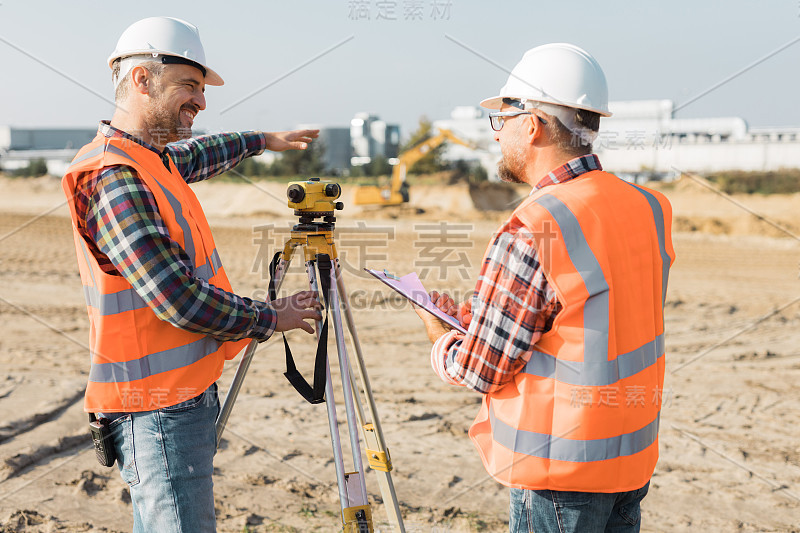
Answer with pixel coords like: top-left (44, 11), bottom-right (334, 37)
top-left (416, 44), bottom-right (675, 532)
top-left (62, 17), bottom-right (323, 532)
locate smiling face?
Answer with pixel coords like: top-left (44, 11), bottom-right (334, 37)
top-left (143, 63), bottom-right (207, 145)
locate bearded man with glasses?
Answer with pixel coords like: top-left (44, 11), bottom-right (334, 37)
top-left (416, 43), bottom-right (675, 533)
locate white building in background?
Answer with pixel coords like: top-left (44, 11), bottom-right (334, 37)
top-left (432, 106), bottom-right (501, 180)
top-left (0, 116), bottom-right (399, 177)
top-left (349, 113), bottom-right (401, 167)
top-left (433, 101), bottom-right (800, 182)
top-left (0, 126), bottom-right (96, 176)
top-left (597, 100), bottom-right (800, 181)
top-left (295, 113), bottom-right (401, 174)
top-left (6, 102), bottom-right (800, 180)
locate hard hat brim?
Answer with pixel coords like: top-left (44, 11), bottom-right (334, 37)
top-left (479, 96), bottom-right (504, 110)
top-left (203, 67), bottom-right (224, 86)
top-left (479, 94), bottom-right (612, 117)
top-left (108, 51), bottom-right (224, 86)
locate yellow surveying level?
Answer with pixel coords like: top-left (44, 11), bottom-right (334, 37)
top-left (216, 179), bottom-right (405, 532)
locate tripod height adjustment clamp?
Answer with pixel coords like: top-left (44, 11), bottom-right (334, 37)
top-left (342, 504), bottom-right (373, 533)
top-left (366, 449), bottom-right (392, 472)
top-left (363, 423), bottom-right (393, 472)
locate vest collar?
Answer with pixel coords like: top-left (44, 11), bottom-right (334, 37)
top-left (99, 121), bottom-right (171, 170)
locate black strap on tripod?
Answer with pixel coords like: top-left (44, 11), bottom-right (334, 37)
top-left (269, 251), bottom-right (332, 404)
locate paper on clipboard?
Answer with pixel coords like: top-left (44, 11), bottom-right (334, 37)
top-left (364, 268), bottom-right (468, 334)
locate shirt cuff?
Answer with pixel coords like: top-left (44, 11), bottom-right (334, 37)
top-left (244, 131), bottom-right (268, 157)
top-left (431, 330), bottom-right (463, 386)
top-left (250, 300), bottom-right (277, 342)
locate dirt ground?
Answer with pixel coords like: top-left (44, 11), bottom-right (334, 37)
top-left (0, 175), bottom-right (799, 532)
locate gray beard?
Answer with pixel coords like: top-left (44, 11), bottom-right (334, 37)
top-left (144, 99), bottom-right (192, 146)
top-left (497, 159), bottom-right (524, 184)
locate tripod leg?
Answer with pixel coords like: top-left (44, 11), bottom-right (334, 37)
top-left (335, 261), bottom-right (389, 451)
top-left (215, 256), bottom-right (292, 446)
top-left (336, 261), bottom-right (406, 532)
top-left (326, 266), bottom-right (375, 531)
top-left (306, 261), bottom-right (350, 511)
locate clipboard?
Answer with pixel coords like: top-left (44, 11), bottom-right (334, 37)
top-left (364, 268), bottom-right (467, 334)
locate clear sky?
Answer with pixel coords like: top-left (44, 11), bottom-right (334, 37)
top-left (1, 0), bottom-right (799, 137)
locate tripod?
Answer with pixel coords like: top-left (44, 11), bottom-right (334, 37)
top-left (216, 182), bottom-right (405, 532)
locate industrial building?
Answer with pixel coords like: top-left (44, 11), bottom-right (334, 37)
top-left (0, 114), bottom-right (402, 178)
top-left (3, 101), bottom-right (800, 181)
top-left (349, 113), bottom-right (401, 167)
top-left (292, 113), bottom-right (401, 174)
top-left (0, 126), bottom-right (96, 176)
top-left (434, 100), bottom-right (800, 182)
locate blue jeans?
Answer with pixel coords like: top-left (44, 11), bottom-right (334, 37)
top-left (105, 383), bottom-right (219, 533)
top-left (509, 482), bottom-right (649, 533)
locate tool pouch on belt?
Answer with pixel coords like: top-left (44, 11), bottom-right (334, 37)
top-left (269, 251), bottom-right (330, 405)
top-left (88, 413), bottom-right (117, 467)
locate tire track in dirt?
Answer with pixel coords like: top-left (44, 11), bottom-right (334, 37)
top-left (0, 433), bottom-right (88, 484)
top-left (0, 386), bottom-right (85, 445)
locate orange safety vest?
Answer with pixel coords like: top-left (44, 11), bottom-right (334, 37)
top-left (62, 134), bottom-right (248, 413)
top-left (469, 170), bottom-right (674, 493)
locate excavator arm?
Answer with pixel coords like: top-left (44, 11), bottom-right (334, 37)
top-left (354, 128), bottom-right (475, 206)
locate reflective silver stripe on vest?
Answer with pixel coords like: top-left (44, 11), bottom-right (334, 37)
top-left (75, 143), bottom-right (222, 313)
top-left (81, 248), bottom-right (221, 315)
top-left (152, 179), bottom-right (197, 269)
top-left (489, 405), bottom-right (660, 462)
top-left (78, 239), bottom-right (148, 315)
top-left (89, 336), bottom-right (221, 383)
top-left (68, 145), bottom-right (106, 170)
top-left (210, 248), bottom-right (222, 274)
top-left (521, 192), bottom-right (668, 386)
top-left (194, 248), bottom-right (222, 281)
top-left (105, 142), bottom-right (138, 164)
top-left (77, 238), bottom-right (98, 287)
top-left (87, 142), bottom-right (198, 268)
top-left (524, 334), bottom-right (664, 386)
top-left (83, 285), bottom-right (149, 315)
top-left (80, 249), bottom-right (223, 316)
top-left (534, 194), bottom-right (609, 365)
top-left (622, 183), bottom-right (671, 306)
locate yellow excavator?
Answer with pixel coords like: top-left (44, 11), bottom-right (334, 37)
top-left (353, 128), bottom-right (474, 206)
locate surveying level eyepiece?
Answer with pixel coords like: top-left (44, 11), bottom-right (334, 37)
top-left (287, 178), bottom-right (344, 214)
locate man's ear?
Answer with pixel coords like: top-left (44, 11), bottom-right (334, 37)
top-left (130, 65), bottom-right (151, 95)
top-left (527, 114), bottom-right (544, 146)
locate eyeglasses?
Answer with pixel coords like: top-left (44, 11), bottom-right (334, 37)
top-left (489, 110), bottom-right (548, 132)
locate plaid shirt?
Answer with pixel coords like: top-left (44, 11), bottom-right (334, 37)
top-left (431, 154), bottom-right (603, 393)
top-left (72, 122), bottom-right (276, 342)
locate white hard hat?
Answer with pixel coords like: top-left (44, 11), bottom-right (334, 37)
top-left (480, 43), bottom-right (611, 117)
top-left (108, 17), bottom-right (223, 86)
